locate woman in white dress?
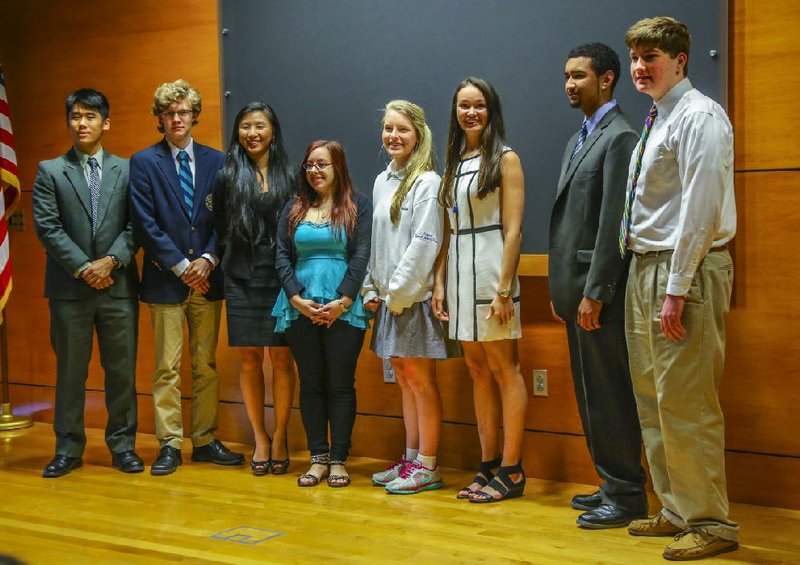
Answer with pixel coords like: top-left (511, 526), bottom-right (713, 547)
top-left (362, 100), bottom-right (446, 495)
top-left (433, 77), bottom-right (527, 503)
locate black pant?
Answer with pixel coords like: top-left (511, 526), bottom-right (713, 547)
top-left (50, 294), bottom-right (139, 457)
top-left (566, 318), bottom-right (647, 513)
top-left (285, 316), bottom-right (365, 462)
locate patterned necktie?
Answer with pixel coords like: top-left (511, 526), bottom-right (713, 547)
top-left (568, 121), bottom-right (589, 165)
top-left (87, 156), bottom-right (101, 239)
top-left (177, 149), bottom-right (194, 216)
top-left (619, 104), bottom-right (659, 257)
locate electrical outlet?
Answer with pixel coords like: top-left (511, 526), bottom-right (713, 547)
top-left (382, 358), bottom-right (396, 383)
top-left (533, 369), bottom-right (548, 397)
top-left (7, 210), bottom-right (24, 232)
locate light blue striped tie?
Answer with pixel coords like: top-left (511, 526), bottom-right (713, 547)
top-left (177, 149), bottom-right (194, 216)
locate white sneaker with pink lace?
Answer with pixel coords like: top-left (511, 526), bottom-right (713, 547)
top-left (372, 458), bottom-right (411, 486)
top-left (385, 460), bottom-right (443, 494)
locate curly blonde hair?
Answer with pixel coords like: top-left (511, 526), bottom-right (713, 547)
top-left (151, 79), bottom-right (202, 132)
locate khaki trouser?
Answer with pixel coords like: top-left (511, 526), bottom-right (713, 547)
top-left (625, 249), bottom-right (739, 541)
top-left (149, 291), bottom-right (223, 449)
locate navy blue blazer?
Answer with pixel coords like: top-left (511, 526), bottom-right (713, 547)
top-left (130, 138), bottom-right (225, 304)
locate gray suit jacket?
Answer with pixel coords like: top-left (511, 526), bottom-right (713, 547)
top-left (548, 106), bottom-right (638, 321)
top-left (33, 148), bottom-right (138, 300)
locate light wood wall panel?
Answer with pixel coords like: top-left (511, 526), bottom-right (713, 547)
top-left (2, 0), bottom-right (800, 510)
top-left (723, 171), bottom-right (800, 457)
top-left (730, 0), bottom-right (800, 171)
top-left (0, 0), bottom-right (223, 191)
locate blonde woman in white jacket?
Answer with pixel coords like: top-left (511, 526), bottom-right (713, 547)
top-left (362, 100), bottom-right (447, 495)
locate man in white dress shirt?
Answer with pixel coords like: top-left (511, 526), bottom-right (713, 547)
top-left (621, 17), bottom-right (739, 561)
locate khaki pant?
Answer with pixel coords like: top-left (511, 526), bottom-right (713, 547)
top-left (149, 291), bottom-right (222, 449)
top-left (625, 249), bottom-right (738, 541)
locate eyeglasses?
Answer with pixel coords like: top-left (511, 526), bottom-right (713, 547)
top-left (303, 161), bottom-right (332, 171)
top-left (160, 110), bottom-right (194, 120)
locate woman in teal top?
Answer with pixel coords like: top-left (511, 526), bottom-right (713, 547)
top-left (273, 140), bottom-right (372, 488)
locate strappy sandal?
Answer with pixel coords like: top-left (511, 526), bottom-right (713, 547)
top-left (468, 461), bottom-right (526, 503)
top-left (251, 457), bottom-right (270, 476)
top-left (270, 436), bottom-right (290, 475)
top-left (250, 447), bottom-right (270, 476)
top-left (456, 455), bottom-right (501, 499)
top-left (297, 453), bottom-right (329, 487)
top-left (327, 460), bottom-right (351, 488)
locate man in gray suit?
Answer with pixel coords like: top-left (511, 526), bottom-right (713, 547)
top-left (33, 88), bottom-right (141, 477)
top-left (548, 43), bottom-right (647, 528)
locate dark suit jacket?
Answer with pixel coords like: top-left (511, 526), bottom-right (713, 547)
top-left (275, 191), bottom-right (372, 300)
top-left (549, 106), bottom-right (638, 321)
top-left (32, 148), bottom-right (138, 300)
top-left (129, 139), bottom-right (225, 304)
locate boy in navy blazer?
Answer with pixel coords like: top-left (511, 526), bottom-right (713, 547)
top-left (130, 79), bottom-right (243, 475)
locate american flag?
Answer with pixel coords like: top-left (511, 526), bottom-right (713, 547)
top-left (0, 65), bottom-right (20, 313)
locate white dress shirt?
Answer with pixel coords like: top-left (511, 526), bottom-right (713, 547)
top-left (627, 78), bottom-right (736, 296)
top-left (167, 138), bottom-right (196, 180)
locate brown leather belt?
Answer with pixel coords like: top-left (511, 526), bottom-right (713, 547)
top-left (632, 244), bottom-right (728, 259)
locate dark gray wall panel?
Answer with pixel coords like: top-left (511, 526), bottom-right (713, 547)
top-left (220, 0), bottom-right (725, 253)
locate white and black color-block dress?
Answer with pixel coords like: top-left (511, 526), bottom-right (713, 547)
top-left (445, 149), bottom-right (521, 342)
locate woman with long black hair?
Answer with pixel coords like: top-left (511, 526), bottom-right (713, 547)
top-left (212, 102), bottom-right (296, 476)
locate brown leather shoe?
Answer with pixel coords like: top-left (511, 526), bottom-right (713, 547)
top-left (663, 528), bottom-right (739, 561)
top-left (628, 511), bottom-right (683, 537)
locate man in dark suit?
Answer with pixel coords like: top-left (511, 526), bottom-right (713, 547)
top-left (548, 43), bottom-right (646, 528)
top-left (33, 88), bottom-right (141, 477)
top-left (130, 79), bottom-right (243, 475)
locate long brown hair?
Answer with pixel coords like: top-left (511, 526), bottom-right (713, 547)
top-left (288, 140), bottom-right (357, 239)
top-left (439, 77), bottom-right (507, 208)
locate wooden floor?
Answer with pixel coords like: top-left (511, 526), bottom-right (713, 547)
top-left (0, 424), bottom-right (798, 564)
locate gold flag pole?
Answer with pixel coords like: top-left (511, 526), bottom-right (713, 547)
top-left (0, 311), bottom-right (32, 430)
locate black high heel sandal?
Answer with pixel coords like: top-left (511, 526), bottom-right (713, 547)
top-left (456, 455), bottom-right (501, 499)
top-left (250, 447), bottom-right (270, 476)
top-left (270, 436), bottom-right (290, 475)
top-left (468, 461), bottom-right (526, 503)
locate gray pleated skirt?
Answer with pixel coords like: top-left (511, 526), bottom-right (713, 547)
top-left (370, 299), bottom-right (448, 359)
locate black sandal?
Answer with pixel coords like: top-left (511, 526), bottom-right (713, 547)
top-left (250, 446), bottom-right (270, 476)
top-left (456, 455), bottom-right (501, 499)
top-left (270, 436), bottom-right (290, 475)
top-left (327, 460), bottom-right (351, 488)
top-left (468, 461), bottom-right (526, 503)
top-left (297, 453), bottom-right (329, 487)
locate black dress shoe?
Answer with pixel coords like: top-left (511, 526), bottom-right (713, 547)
top-left (151, 445), bottom-right (182, 476)
top-left (576, 504), bottom-right (647, 529)
top-left (112, 450), bottom-right (145, 473)
top-left (191, 439), bottom-right (245, 466)
top-left (42, 454), bottom-right (83, 478)
top-left (571, 490), bottom-right (603, 510)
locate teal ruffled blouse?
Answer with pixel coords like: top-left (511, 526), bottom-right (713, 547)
top-left (272, 221), bottom-right (371, 332)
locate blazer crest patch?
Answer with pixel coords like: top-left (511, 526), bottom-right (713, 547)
top-left (205, 194), bottom-right (213, 211)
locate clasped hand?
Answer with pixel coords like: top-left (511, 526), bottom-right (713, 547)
top-left (81, 256), bottom-right (115, 289)
top-left (180, 258), bottom-right (211, 293)
top-left (291, 296), bottom-right (344, 328)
